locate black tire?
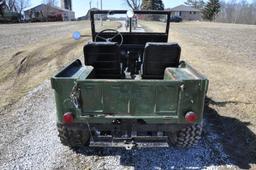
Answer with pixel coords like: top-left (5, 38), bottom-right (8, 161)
top-left (58, 125), bottom-right (90, 148)
top-left (168, 124), bottom-right (203, 148)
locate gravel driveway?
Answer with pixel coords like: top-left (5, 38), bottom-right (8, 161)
top-left (0, 81), bottom-right (233, 170)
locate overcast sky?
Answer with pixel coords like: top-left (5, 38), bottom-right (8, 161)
top-left (30, 0), bottom-right (187, 18)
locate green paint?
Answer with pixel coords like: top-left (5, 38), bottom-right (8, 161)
top-left (51, 60), bottom-right (208, 125)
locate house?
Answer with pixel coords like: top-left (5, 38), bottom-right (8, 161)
top-left (24, 4), bottom-right (75, 21)
top-left (168, 5), bottom-right (201, 21)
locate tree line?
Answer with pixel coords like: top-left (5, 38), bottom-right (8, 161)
top-left (0, 0), bottom-right (30, 15)
top-left (125, 0), bottom-right (256, 25)
top-left (184, 0), bottom-right (256, 24)
top-left (216, 0), bottom-right (256, 25)
top-left (0, 0), bottom-right (57, 15)
top-left (124, 0), bottom-right (164, 10)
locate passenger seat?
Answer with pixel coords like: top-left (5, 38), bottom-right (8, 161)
top-left (142, 42), bottom-right (181, 79)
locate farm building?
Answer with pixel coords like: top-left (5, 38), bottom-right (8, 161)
top-left (168, 5), bottom-right (201, 21)
top-left (24, 4), bottom-right (75, 21)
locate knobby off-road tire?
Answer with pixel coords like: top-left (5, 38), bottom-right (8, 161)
top-left (169, 124), bottom-right (203, 148)
top-left (58, 125), bottom-right (90, 148)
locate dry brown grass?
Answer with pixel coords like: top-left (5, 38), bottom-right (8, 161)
top-left (169, 22), bottom-right (256, 119)
top-left (141, 21), bottom-right (256, 120)
top-left (141, 21), bottom-right (256, 168)
top-left (0, 21), bottom-right (120, 111)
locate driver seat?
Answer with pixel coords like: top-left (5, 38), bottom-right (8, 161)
top-left (84, 42), bottom-right (122, 79)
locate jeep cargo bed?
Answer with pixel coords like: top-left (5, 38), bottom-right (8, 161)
top-left (51, 60), bottom-right (208, 124)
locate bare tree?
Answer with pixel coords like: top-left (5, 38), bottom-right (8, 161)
top-left (4, 0), bottom-right (30, 14)
top-left (16, 0), bottom-right (30, 14)
top-left (43, 0), bottom-right (58, 6)
top-left (216, 0), bottom-right (256, 25)
top-left (6, 0), bottom-right (17, 12)
top-left (184, 0), bottom-right (205, 10)
top-left (0, 0), bottom-right (7, 16)
top-left (124, 0), bottom-right (141, 10)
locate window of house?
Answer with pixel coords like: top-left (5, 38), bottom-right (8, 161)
top-left (174, 11), bottom-right (180, 16)
top-left (190, 11), bottom-right (192, 14)
top-left (193, 11), bottom-right (196, 14)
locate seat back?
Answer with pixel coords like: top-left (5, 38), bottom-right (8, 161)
top-left (84, 42), bottom-right (121, 79)
top-left (142, 42), bottom-right (181, 79)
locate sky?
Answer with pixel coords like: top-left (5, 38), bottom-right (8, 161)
top-left (30, 0), bottom-right (187, 18)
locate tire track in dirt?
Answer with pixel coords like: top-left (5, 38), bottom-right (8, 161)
top-left (0, 36), bottom-right (89, 112)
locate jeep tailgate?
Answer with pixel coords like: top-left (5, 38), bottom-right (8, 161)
top-left (78, 80), bottom-right (183, 117)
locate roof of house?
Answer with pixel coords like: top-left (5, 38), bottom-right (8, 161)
top-left (169, 5), bottom-right (200, 12)
top-left (24, 3), bottom-right (73, 12)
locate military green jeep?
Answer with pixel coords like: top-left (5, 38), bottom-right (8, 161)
top-left (51, 10), bottom-right (208, 149)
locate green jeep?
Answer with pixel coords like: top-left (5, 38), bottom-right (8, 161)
top-left (51, 10), bottom-right (208, 149)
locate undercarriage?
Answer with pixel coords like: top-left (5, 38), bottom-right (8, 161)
top-left (57, 122), bottom-right (202, 149)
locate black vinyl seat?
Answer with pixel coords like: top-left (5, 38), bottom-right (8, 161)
top-left (142, 42), bottom-right (181, 79)
top-left (84, 42), bottom-right (122, 79)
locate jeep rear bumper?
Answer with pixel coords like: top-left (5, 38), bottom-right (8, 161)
top-left (57, 121), bottom-right (191, 149)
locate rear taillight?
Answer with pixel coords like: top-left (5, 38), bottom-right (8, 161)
top-left (185, 112), bottom-right (197, 123)
top-left (63, 112), bottom-right (74, 124)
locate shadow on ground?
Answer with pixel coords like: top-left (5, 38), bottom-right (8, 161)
top-left (205, 97), bottom-right (256, 169)
top-left (73, 97), bottom-right (256, 169)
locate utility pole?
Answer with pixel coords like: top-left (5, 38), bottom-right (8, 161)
top-left (89, 0), bottom-right (92, 9)
top-left (100, 0), bottom-right (103, 26)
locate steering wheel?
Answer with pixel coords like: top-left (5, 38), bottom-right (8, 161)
top-left (95, 29), bottom-right (123, 46)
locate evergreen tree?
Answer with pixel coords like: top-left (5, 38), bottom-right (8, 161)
top-left (141, 0), bottom-right (164, 10)
top-left (153, 0), bottom-right (164, 10)
top-left (141, 0), bottom-right (151, 10)
top-left (202, 0), bottom-right (221, 21)
top-left (141, 0), bottom-right (164, 20)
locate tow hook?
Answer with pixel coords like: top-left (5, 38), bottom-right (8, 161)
top-left (124, 143), bottom-right (136, 150)
top-left (124, 140), bottom-right (137, 150)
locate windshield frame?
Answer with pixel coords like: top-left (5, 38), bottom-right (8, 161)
top-left (90, 10), bottom-right (171, 38)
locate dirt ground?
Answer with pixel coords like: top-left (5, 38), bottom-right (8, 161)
top-left (0, 21), bottom-right (256, 169)
top-left (0, 21), bottom-right (120, 110)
